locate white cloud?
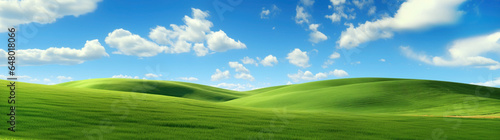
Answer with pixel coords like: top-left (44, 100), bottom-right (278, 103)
top-left (295, 6), bottom-right (310, 24)
top-left (234, 73), bottom-right (255, 81)
top-left (400, 31), bottom-right (500, 70)
top-left (368, 6), bottom-right (376, 15)
top-left (322, 60), bottom-right (334, 68)
top-left (329, 52), bottom-right (341, 59)
top-left (300, 0), bottom-right (315, 6)
top-left (261, 5), bottom-right (280, 19)
top-left (145, 73), bottom-right (162, 78)
top-left (380, 59), bottom-right (386, 62)
top-left (0, 39), bottom-right (108, 66)
top-left (109, 8), bottom-right (244, 57)
top-left (330, 0), bottom-right (346, 6)
top-left (0, 0), bottom-right (102, 32)
top-left (241, 56), bottom-right (258, 66)
top-left (212, 83), bottom-right (254, 91)
top-left (288, 70), bottom-right (328, 82)
top-left (338, 0), bottom-right (467, 49)
top-left (206, 30), bottom-right (246, 52)
top-left (179, 77), bottom-right (199, 81)
top-left (260, 9), bottom-right (270, 19)
top-left (260, 55), bottom-right (278, 67)
top-left (329, 69), bottom-right (349, 77)
top-left (229, 62), bottom-right (250, 73)
top-left (56, 76), bottom-right (72, 81)
top-left (112, 74), bottom-right (140, 79)
top-left (44, 78), bottom-right (51, 82)
top-left (287, 48), bottom-right (310, 68)
top-left (471, 77), bottom-right (500, 87)
top-left (193, 43), bottom-right (209, 56)
top-left (211, 69), bottom-right (230, 81)
top-left (105, 28), bottom-right (167, 57)
top-left (322, 52), bottom-right (341, 68)
top-left (352, 0), bottom-right (373, 9)
top-left (325, 13), bottom-right (342, 23)
top-left (229, 62), bottom-right (254, 81)
top-left (308, 24), bottom-right (328, 43)
top-left (286, 81), bottom-right (293, 85)
top-left (325, 3), bottom-right (355, 23)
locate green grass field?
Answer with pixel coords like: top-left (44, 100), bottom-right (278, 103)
top-left (1, 78), bottom-right (499, 139)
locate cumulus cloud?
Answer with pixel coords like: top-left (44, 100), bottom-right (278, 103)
top-left (329, 69), bottom-right (349, 77)
top-left (105, 29), bottom-right (167, 57)
top-left (295, 6), bottom-right (310, 24)
top-left (287, 48), bottom-right (310, 68)
top-left (108, 8), bottom-right (245, 57)
top-left (309, 24), bottom-right (328, 43)
top-left (179, 77), bottom-right (199, 81)
top-left (471, 77), bottom-right (500, 87)
top-left (380, 59), bottom-right (386, 62)
top-left (229, 62), bottom-right (250, 73)
top-left (229, 62), bottom-right (254, 81)
top-left (260, 55), bottom-right (278, 67)
top-left (145, 73), bottom-right (162, 78)
top-left (288, 70), bottom-right (328, 82)
top-left (241, 56), bottom-right (259, 66)
top-left (206, 30), bottom-right (246, 52)
top-left (325, 2), bottom-right (355, 23)
top-left (322, 52), bottom-right (341, 68)
top-left (211, 69), bottom-right (230, 81)
top-left (112, 74), bottom-right (140, 79)
top-left (234, 73), bottom-right (255, 81)
top-left (338, 0), bottom-right (467, 49)
top-left (0, 0), bottom-right (102, 32)
top-left (0, 39), bottom-right (108, 66)
top-left (400, 31), bottom-right (500, 70)
top-left (193, 43), bottom-right (209, 56)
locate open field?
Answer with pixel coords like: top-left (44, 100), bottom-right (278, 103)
top-left (1, 78), bottom-right (499, 139)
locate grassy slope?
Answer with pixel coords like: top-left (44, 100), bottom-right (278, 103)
top-left (226, 78), bottom-right (500, 116)
top-left (58, 78), bottom-right (247, 102)
top-left (2, 78), bottom-right (499, 139)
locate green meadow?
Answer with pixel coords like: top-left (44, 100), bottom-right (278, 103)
top-left (1, 78), bottom-right (499, 139)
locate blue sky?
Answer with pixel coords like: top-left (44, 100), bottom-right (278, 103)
top-left (1, 0), bottom-right (500, 90)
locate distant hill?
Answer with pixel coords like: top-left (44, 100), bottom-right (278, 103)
top-left (58, 78), bottom-right (247, 102)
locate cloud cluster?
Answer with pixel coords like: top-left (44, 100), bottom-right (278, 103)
top-left (471, 77), bottom-right (500, 87)
top-left (0, 0), bottom-right (102, 32)
top-left (287, 48), bottom-right (310, 68)
top-left (0, 39), bottom-right (108, 66)
top-left (295, 1), bottom-right (328, 44)
top-left (229, 62), bottom-right (254, 81)
top-left (106, 8), bottom-right (246, 57)
top-left (338, 0), bottom-right (467, 48)
top-left (288, 69), bottom-right (348, 82)
top-left (322, 52), bottom-right (341, 68)
top-left (401, 31), bottom-right (500, 70)
top-left (211, 69), bottom-right (230, 81)
top-left (241, 55), bottom-right (278, 67)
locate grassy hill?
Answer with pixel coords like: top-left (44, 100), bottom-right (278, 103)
top-left (1, 78), bottom-right (499, 139)
top-left (226, 78), bottom-right (500, 116)
top-left (58, 78), bottom-right (247, 102)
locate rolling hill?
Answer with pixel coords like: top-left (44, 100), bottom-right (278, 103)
top-left (226, 78), bottom-right (500, 116)
top-left (58, 78), bottom-right (247, 102)
top-left (1, 78), bottom-right (499, 139)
